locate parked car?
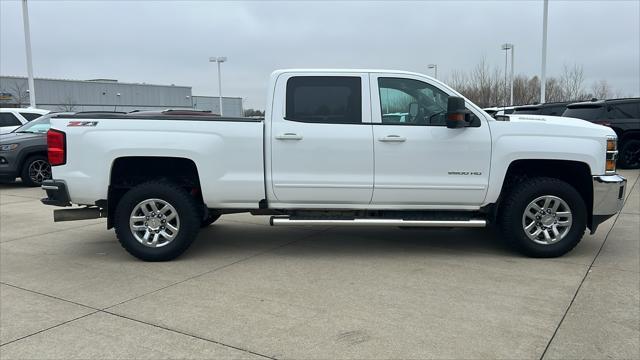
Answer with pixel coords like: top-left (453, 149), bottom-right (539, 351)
top-left (41, 69), bottom-right (626, 261)
top-left (512, 101), bottom-right (572, 116)
top-left (0, 108), bottom-right (49, 134)
top-left (0, 111), bottom-right (122, 186)
top-left (563, 98), bottom-right (640, 168)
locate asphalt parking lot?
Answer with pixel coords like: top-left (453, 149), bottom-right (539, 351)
top-left (0, 170), bottom-right (638, 360)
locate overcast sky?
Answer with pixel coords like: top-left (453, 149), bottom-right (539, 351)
top-left (1, 0), bottom-right (638, 108)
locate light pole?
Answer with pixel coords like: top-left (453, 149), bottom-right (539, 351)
top-left (540, 0), bottom-right (549, 104)
top-left (501, 43), bottom-right (514, 106)
top-left (209, 56), bottom-right (227, 116)
top-left (21, 0), bottom-right (36, 108)
top-left (427, 64), bottom-right (438, 79)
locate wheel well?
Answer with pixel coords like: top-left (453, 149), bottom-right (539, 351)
top-left (19, 150), bottom-right (48, 169)
top-left (106, 157), bottom-right (202, 228)
top-left (620, 130), bottom-right (640, 144)
top-left (498, 159), bottom-right (594, 229)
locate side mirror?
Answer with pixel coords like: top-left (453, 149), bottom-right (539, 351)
top-left (446, 96), bottom-right (469, 129)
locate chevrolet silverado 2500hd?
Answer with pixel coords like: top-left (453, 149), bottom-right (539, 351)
top-left (41, 69), bottom-right (627, 261)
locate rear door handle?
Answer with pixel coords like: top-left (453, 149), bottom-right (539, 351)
top-left (378, 135), bottom-right (406, 142)
top-left (275, 133), bottom-right (303, 140)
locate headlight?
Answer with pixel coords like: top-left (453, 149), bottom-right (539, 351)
top-left (0, 144), bottom-right (18, 151)
top-left (605, 137), bottom-right (617, 174)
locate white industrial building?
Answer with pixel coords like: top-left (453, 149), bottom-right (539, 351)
top-left (0, 75), bottom-right (244, 116)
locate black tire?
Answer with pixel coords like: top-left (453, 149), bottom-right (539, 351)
top-left (618, 139), bottom-right (640, 169)
top-left (20, 155), bottom-right (51, 187)
top-left (201, 211), bottom-right (221, 227)
top-left (498, 177), bottom-right (587, 258)
top-left (114, 181), bottom-right (201, 261)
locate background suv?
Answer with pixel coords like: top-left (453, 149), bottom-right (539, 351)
top-left (512, 101), bottom-right (572, 116)
top-left (563, 98), bottom-right (640, 168)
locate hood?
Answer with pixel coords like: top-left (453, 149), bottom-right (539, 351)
top-left (505, 114), bottom-right (616, 138)
top-left (0, 131), bottom-right (46, 144)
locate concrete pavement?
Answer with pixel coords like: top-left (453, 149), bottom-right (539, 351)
top-left (0, 170), bottom-right (638, 359)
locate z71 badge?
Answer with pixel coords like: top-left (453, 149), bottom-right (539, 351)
top-left (67, 121), bottom-right (98, 127)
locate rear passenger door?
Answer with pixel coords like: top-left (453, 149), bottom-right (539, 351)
top-left (269, 73), bottom-right (374, 205)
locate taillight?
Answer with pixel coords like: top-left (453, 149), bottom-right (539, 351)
top-left (47, 129), bottom-right (66, 166)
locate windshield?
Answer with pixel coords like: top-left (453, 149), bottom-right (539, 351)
top-left (13, 114), bottom-right (54, 133)
top-left (562, 106), bottom-right (605, 121)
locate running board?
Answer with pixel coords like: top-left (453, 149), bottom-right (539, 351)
top-left (269, 217), bottom-right (486, 228)
top-left (54, 207), bottom-right (103, 222)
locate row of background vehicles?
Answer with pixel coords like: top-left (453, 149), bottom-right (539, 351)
top-left (485, 97), bottom-right (640, 169)
top-left (1, 97), bottom-right (639, 187)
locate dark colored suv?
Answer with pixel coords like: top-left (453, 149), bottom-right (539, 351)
top-left (563, 98), bottom-right (640, 168)
top-left (512, 101), bottom-right (572, 116)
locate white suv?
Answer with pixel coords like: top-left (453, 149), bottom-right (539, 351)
top-left (0, 108), bottom-right (50, 134)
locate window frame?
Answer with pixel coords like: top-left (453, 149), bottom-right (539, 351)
top-left (284, 76), bottom-right (364, 125)
top-left (373, 75), bottom-right (483, 128)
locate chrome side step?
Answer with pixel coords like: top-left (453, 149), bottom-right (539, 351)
top-left (269, 217), bottom-right (486, 228)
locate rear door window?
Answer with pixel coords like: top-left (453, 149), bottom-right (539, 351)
top-left (541, 105), bottom-right (566, 116)
top-left (609, 102), bottom-right (640, 119)
top-left (0, 113), bottom-right (22, 127)
top-left (19, 112), bottom-right (43, 121)
top-left (562, 106), bottom-right (605, 121)
top-left (285, 76), bottom-right (362, 124)
top-left (513, 108), bottom-right (541, 115)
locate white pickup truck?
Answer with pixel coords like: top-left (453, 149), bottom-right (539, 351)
top-left (41, 69), bottom-right (627, 261)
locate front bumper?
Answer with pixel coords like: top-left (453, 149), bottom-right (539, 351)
top-left (40, 180), bottom-right (71, 207)
top-left (590, 174), bottom-right (626, 232)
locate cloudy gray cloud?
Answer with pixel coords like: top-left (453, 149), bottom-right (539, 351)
top-left (1, 0), bottom-right (638, 108)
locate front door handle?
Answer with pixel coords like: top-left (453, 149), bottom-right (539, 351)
top-left (275, 133), bottom-right (303, 140)
top-left (378, 135), bottom-right (406, 142)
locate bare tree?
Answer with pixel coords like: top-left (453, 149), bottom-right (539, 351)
top-left (0, 81), bottom-right (30, 107)
top-left (449, 59), bottom-right (617, 107)
top-left (559, 64), bottom-right (589, 101)
top-left (57, 96), bottom-right (78, 112)
top-left (447, 70), bottom-right (469, 93)
top-left (591, 80), bottom-right (610, 100)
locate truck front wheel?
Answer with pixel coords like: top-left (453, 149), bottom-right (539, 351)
top-left (114, 181), bottom-right (201, 261)
top-left (498, 177), bottom-right (587, 257)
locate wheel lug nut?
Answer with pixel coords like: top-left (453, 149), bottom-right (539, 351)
top-left (144, 222), bottom-right (148, 226)
top-left (145, 216), bottom-right (149, 220)
top-left (161, 219), bottom-right (166, 223)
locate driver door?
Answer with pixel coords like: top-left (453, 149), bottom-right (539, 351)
top-left (370, 74), bottom-right (491, 206)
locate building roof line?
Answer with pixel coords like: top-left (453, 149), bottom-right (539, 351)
top-left (0, 75), bottom-right (191, 89)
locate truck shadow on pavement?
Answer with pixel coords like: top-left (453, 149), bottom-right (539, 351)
top-left (186, 223), bottom-right (512, 261)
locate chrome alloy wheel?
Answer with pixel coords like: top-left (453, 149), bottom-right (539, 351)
top-left (522, 195), bottom-right (573, 245)
top-left (28, 160), bottom-right (51, 184)
top-left (129, 198), bottom-right (180, 248)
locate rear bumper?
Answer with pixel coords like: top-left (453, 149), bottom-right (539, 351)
top-left (590, 174), bottom-right (626, 232)
top-left (40, 180), bottom-right (71, 207)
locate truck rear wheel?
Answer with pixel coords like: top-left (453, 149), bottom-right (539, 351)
top-left (498, 177), bottom-right (587, 257)
top-left (114, 181), bottom-right (201, 261)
